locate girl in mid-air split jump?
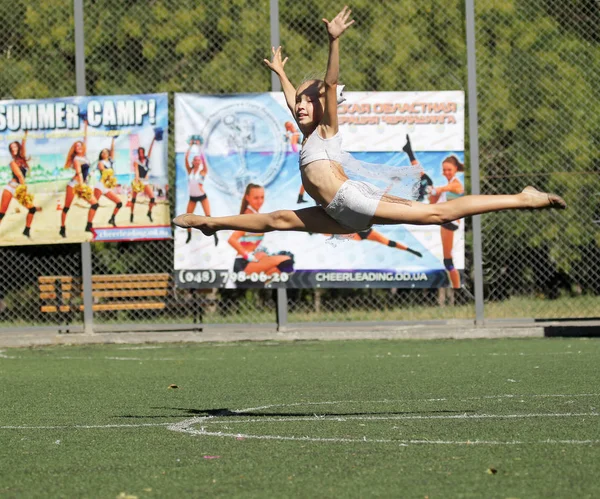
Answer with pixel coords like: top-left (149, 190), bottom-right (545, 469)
top-left (174, 6), bottom-right (566, 241)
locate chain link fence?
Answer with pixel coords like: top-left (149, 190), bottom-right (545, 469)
top-left (1, 0), bottom-right (598, 331)
top-left (475, 0), bottom-right (600, 319)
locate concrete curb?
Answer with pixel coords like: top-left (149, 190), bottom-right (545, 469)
top-left (0, 324), bottom-right (547, 348)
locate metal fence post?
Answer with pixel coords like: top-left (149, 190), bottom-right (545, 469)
top-left (276, 287), bottom-right (288, 331)
top-left (74, 0), bottom-right (94, 334)
top-left (269, 0), bottom-right (281, 92)
top-left (270, 0), bottom-right (288, 330)
top-left (465, 0), bottom-right (485, 326)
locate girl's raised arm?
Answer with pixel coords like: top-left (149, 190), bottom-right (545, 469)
top-left (320, 6), bottom-right (354, 138)
top-left (21, 130), bottom-right (27, 159)
top-left (82, 120), bottom-right (88, 153)
top-left (200, 152), bottom-right (208, 176)
top-left (110, 137), bottom-right (115, 160)
top-left (184, 143), bottom-right (193, 173)
top-left (147, 137), bottom-right (156, 159)
top-left (263, 46), bottom-right (297, 121)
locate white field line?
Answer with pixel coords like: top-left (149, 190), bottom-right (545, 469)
top-left (117, 346), bottom-right (166, 350)
top-left (236, 393), bottom-right (600, 413)
top-left (0, 350), bottom-right (595, 362)
top-left (2, 394), bottom-right (598, 431)
top-left (0, 423), bottom-right (170, 430)
top-left (0, 350), bottom-right (205, 362)
top-left (196, 412), bottom-right (600, 425)
top-left (167, 419), bottom-right (600, 446)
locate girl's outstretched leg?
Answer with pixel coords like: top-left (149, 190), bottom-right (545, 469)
top-left (372, 186), bottom-right (566, 226)
top-left (173, 206), bottom-right (354, 235)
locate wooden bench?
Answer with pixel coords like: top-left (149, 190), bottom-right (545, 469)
top-left (39, 276), bottom-right (78, 314)
top-left (39, 273), bottom-right (172, 314)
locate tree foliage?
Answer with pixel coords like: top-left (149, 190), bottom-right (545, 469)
top-left (0, 0), bottom-right (598, 299)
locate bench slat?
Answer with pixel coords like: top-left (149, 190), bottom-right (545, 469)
top-left (40, 292), bottom-right (73, 300)
top-left (39, 284), bottom-right (73, 292)
top-left (91, 290), bottom-right (169, 298)
top-left (78, 302), bottom-right (167, 312)
top-left (41, 305), bottom-right (72, 313)
top-left (88, 281), bottom-right (170, 290)
top-left (91, 274), bottom-right (170, 282)
top-left (38, 276), bottom-right (74, 284)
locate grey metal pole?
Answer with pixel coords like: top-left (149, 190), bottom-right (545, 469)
top-left (74, 0), bottom-right (94, 334)
top-left (269, 0), bottom-right (281, 92)
top-left (276, 287), bottom-right (288, 331)
top-left (269, 0), bottom-right (287, 330)
top-left (465, 0), bottom-right (485, 326)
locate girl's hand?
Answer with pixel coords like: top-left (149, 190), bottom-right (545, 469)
top-left (263, 46), bottom-right (288, 75)
top-left (323, 6), bottom-right (355, 40)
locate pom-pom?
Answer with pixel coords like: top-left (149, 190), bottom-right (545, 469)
top-left (131, 179), bottom-right (144, 193)
top-left (74, 183), bottom-right (93, 200)
top-left (15, 185), bottom-right (34, 208)
top-left (188, 134), bottom-right (203, 145)
top-left (336, 84), bottom-right (346, 105)
top-left (102, 169), bottom-right (117, 189)
top-left (106, 124), bottom-right (120, 137)
top-left (154, 127), bottom-right (164, 141)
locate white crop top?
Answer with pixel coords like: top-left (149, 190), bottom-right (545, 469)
top-left (299, 130), bottom-right (343, 168)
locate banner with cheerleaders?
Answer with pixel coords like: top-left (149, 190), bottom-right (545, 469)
top-left (174, 91), bottom-right (464, 289)
top-left (0, 93), bottom-right (170, 246)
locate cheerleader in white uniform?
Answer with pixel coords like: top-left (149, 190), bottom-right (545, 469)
top-left (428, 156), bottom-right (465, 288)
top-left (61, 121), bottom-right (99, 238)
top-left (130, 137), bottom-right (155, 223)
top-left (0, 131), bottom-right (42, 237)
top-left (94, 137), bottom-right (123, 227)
top-left (184, 140), bottom-right (217, 245)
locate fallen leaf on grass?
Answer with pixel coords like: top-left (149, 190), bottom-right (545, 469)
top-left (203, 455), bottom-right (220, 459)
top-left (116, 493), bottom-right (138, 499)
top-left (168, 384), bottom-right (178, 389)
top-left (487, 468), bottom-right (498, 475)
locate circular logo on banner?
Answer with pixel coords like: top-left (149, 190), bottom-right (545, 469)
top-left (202, 102), bottom-right (286, 196)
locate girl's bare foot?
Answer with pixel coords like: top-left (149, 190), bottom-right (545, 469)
top-left (522, 186), bottom-right (567, 210)
top-left (173, 214), bottom-right (215, 236)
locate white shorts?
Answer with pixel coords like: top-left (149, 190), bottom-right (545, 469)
top-left (189, 183), bottom-right (205, 198)
top-left (4, 180), bottom-right (18, 195)
top-left (95, 183), bottom-right (109, 195)
top-left (325, 180), bottom-right (383, 232)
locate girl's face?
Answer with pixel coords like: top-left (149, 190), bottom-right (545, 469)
top-left (138, 148), bottom-right (145, 159)
top-left (192, 156), bottom-right (202, 168)
top-left (9, 142), bottom-right (19, 157)
top-left (100, 149), bottom-right (109, 160)
top-left (75, 141), bottom-right (84, 155)
top-left (246, 187), bottom-right (265, 212)
top-left (442, 161), bottom-right (457, 181)
top-left (295, 80), bottom-right (325, 128)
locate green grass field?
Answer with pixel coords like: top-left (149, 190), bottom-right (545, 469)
top-left (1, 338), bottom-right (599, 498)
